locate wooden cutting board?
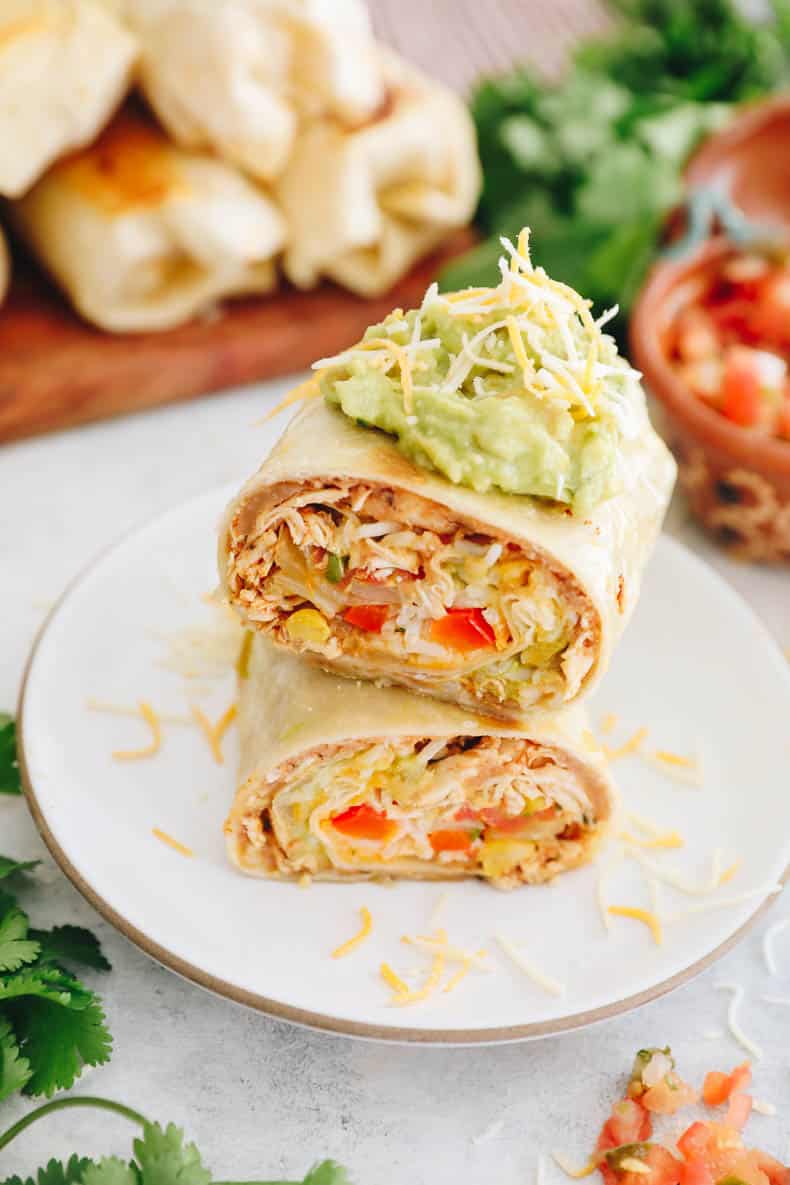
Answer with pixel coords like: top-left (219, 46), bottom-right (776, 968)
top-left (0, 230), bottom-right (475, 444)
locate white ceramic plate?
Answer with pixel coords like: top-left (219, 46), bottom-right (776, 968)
top-left (19, 481), bottom-right (790, 1044)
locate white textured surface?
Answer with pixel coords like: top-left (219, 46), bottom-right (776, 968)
top-left (2, 380), bottom-right (790, 1179)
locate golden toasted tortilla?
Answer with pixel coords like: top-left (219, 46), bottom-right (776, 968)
top-left (0, 0), bottom-right (137, 198)
top-left (124, 0), bottom-right (384, 183)
top-left (219, 397), bottom-right (675, 721)
top-left (276, 49), bottom-right (481, 296)
top-left (227, 635), bottom-right (615, 889)
top-left (10, 109), bottom-right (286, 332)
top-left (0, 227), bottom-right (9, 306)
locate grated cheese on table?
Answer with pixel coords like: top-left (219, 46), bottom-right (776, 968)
top-left (716, 983), bottom-right (763, 1060)
top-left (762, 917), bottom-right (790, 976)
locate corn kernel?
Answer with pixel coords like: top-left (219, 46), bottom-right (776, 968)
top-left (285, 608), bottom-right (331, 644)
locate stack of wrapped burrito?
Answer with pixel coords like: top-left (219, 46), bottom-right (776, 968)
top-left (0, 0), bottom-right (480, 328)
top-left (218, 230), bottom-right (677, 889)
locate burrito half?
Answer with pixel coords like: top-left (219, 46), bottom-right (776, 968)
top-left (126, 0), bottom-right (384, 183)
top-left (0, 0), bottom-right (137, 198)
top-left (227, 635), bottom-right (614, 888)
top-left (276, 49), bottom-right (481, 296)
top-left (0, 228), bottom-right (9, 306)
top-left (11, 110), bottom-right (286, 332)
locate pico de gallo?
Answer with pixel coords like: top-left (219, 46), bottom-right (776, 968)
top-left (589, 1048), bottom-right (788, 1185)
top-left (668, 250), bottom-right (790, 441)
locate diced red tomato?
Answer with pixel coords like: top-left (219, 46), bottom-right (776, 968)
top-left (455, 804), bottom-right (481, 824)
top-left (342, 605), bottom-right (389, 632)
top-left (429, 608), bottom-right (496, 653)
top-left (778, 398), bottom-right (790, 440)
top-left (754, 1151), bottom-right (790, 1185)
top-left (642, 1075), bottom-right (698, 1115)
top-left (679, 1156), bottom-right (713, 1185)
top-left (726, 1093), bottom-right (752, 1132)
top-left (721, 350), bottom-right (764, 427)
top-left (628, 1146), bottom-right (683, 1185)
top-left (330, 803), bottom-right (396, 842)
top-left (750, 272), bottom-right (790, 349)
top-left (597, 1100), bottom-right (653, 1156)
top-left (677, 1123), bottom-right (711, 1163)
top-left (429, 829), bottom-right (474, 854)
top-left (703, 1063), bottom-right (752, 1107)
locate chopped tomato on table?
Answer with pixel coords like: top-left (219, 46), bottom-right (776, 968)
top-left (342, 605), bottom-right (390, 632)
top-left (330, 804), bottom-right (396, 842)
top-left (429, 608), bottom-right (496, 652)
top-left (703, 1062), bottom-right (752, 1107)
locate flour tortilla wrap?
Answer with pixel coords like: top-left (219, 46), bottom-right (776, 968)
top-left (11, 110), bottom-right (286, 332)
top-left (0, 0), bottom-right (137, 198)
top-left (276, 49), bottom-right (481, 296)
top-left (227, 634), bottom-right (614, 889)
top-left (125, 0), bottom-right (383, 184)
top-left (220, 397), bottom-right (675, 721)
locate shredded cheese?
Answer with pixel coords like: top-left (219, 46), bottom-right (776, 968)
top-left (719, 860), bottom-right (741, 885)
top-left (380, 962), bottom-right (409, 996)
top-left (642, 749), bottom-right (704, 787)
top-left (443, 958), bottom-right (474, 995)
top-left (603, 726), bottom-right (649, 762)
top-left (663, 884), bottom-right (782, 923)
top-left (608, 905), bottom-right (663, 945)
top-left (189, 702), bottom-right (237, 764)
top-left (402, 934), bottom-right (488, 969)
top-left (112, 701), bottom-right (162, 761)
top-left (392, 949), bottom-right (445, 1007)
top-left (472, 1118), bottom-right (505, 1145)
top-left (763, 918), bottom-right (790, 976)
top-left (751, 1099), bottom-right (777, 1117)
top-left (429, 890), bottom-right (449, 929)
top-left (628, 849), bottom-right (727, 896)
top-left (600, 713), bottom-right (619, 736)
top-left (495, 933), bottom-right (565, 996)
top-left (88, 698), bottom-right (191, 726)
top-left (152, 828), bottom-right (193, 858)
top-left (619, 830), bottom-right (684, 851)
top-left (716, 983), bottom-right (763, 1060)
top-left (237, 631), bottom-right (253, 679)
top-left (258, 375), bottom-right (320, 423)
top-left (331, 906), bottom-right (373, 959)
top-left (552, 1154), bottom-right (598, 1179)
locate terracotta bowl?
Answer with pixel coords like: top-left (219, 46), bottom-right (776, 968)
top-left (630, 98), bottom-right (790, 562)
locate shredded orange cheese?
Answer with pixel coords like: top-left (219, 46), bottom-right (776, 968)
top-left (258, 375), bottom-right (320, 423)
top-left (608, 905), bottom-right (663, 945)
top-left (190, 702), bottom-right (237, 764)
top-left (653, 749), bottom-right (695, 768)
top-left (603, 726), bottom-right (649, 762)
top-left (112, 701), bottom-right (162, 761)
top-left (719, 859), bottom-right (742, 885)
top-left (152, 828), bottom-right (193, 858)
top-left (600, 713), bottom-right (619, 736)
top-left (331, 906), bottom-right (373, 959)
top-left (620, 830), bottom-right (684, 851)
top-left (442, 959), bottom-right (474, 994)
top-left (380, 962), bottom-right (409, 996)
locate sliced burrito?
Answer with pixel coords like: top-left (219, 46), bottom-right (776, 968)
top-left (227, 635), bottom-right (614, 888)
top-left (11, 110), bottom-right (286, 332)
top-left (124, 0), bottom-right (384, 183)
top-left (220, 236), bottom-right (676, 720)
top-left (0, 0), bottom-right (137, 198)
top-left (276, 50), bottom-right (481, 296)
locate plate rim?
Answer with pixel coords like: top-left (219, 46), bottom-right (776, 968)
top-left (16, 486), bottom-right (790, 1045)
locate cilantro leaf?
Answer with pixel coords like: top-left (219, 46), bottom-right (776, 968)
top-left (1, 1156), bottom-right (95, 1185)
top-left (0, 857), bottom-right (40, 882)
top-left (0, 715), bottom-right (21, 796)
top-left (30, 927), bottom-right (111, 974)
top-left (0, 895), bottom-right (40, 973)
top-left (0, 1014), bottom-right (32, 1101)
top-left (133, 1122), bottom-right (211, 1185)
top-left (0, 966), bottom-right (95, 1009)
top-left (7, 995), bottom-right (112, 1097)
top-left (302, 1163), bottom-right (352, 1185)
top-left (81, 1160), bottom-right (136, 1185)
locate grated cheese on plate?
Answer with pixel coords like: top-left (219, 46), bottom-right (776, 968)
top-left (112, 701), bottom-right (162, 761)
top-left (331, 906), bottom-right (373, 959)
top-left (495, 933), bottom-right (565, 996)
top-left (608, 905), bottom-right (663, 945)
top-left (152, 828), bottom-right (193, 858)
top-left (190, 702), bottom-right (237, 765)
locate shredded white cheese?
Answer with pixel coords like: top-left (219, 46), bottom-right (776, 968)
top-left (472, 1119), bottom-right (505, 1146)
top-left (751, 1099), bottom-right (777, 1117)
top-left (495, 933), bottom-right (565, 996)
top-left (716, 983), bottom-right (764, 1060)
top-left (663, 884), bottom-right (782, 924)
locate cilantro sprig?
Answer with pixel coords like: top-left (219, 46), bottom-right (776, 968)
top-left (0, 857), bottom-right (112, 1102)
top-left (442, 0), bottom-right (790, 339)
top-left (0, 1096), bottom-right (350, 1185)
top-left (0, 715), bottom-right (21, 796)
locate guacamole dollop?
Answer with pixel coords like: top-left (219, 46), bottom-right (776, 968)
top-left (319, 232), bottom-right (647, 514)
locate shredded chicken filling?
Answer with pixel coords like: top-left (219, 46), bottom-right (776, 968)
top-left (238, 735), bottom-right (598, 885)
top-left (227, 481), bottom-right (597, 709)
